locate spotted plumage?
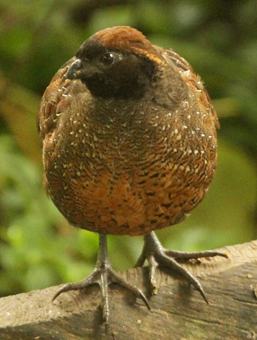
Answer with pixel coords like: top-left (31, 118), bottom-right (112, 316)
top-left (37, 26), bottom-right (226, 328)
top-left (38, 26), bottom-right (218, 236)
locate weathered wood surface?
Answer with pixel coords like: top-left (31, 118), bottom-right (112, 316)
top-left (1, 240), bottom-right (257, 340)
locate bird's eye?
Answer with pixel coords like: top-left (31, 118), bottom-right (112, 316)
top-left (100, 52), bottom-right (116, 66)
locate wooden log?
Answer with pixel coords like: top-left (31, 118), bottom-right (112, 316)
top-left (1, 240), bottom-right (257, 340)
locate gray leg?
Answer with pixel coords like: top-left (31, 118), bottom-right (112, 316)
top-left (53, 234), bottom-right (150, 330)
top-left (135, 231), bottom-right (228, 303)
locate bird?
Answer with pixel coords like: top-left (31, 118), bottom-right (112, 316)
top-left (37, 26), bottom-right (227, 328)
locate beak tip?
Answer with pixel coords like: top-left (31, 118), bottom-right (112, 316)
top-left (67, 59), bottom-right (82, 80)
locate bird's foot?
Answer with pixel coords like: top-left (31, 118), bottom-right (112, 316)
top-left (135, 232), bottom-right (228, 303)
top-left (52, 235), bottom-right (150, 333)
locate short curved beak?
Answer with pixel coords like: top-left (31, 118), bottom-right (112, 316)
top-left (67, 59), bottom-right (83, 80)
top-left (67, 58), bottom-right (98, 81)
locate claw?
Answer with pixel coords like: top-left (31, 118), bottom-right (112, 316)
top-left (136, 232), bottom-right (228, 303)
top-left (52, 234), bottom-right (150, 329)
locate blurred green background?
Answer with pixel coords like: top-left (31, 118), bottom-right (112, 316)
top-left (0, 0), bottom-right (256, 297)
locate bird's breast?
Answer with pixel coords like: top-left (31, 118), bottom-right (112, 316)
top-left (42, 104), bottom-right (217, 236)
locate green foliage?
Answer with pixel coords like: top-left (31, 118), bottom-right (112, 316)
top-left (0, 0), bottom-right (257, 296)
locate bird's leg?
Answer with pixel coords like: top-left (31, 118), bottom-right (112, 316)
top-left (135, 231), bottom-right (228, 303)
top-left (52, 234), bottom-right (150, 330)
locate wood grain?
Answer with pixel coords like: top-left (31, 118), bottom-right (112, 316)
top-left (1, 240), bottom-right (257, 339)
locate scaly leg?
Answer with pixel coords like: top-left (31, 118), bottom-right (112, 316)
top-left (53, 234), bottom-right (150, 330)
top-left (135, 232), bottom-right (228, 303)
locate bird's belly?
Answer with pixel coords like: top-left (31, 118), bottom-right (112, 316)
top-left (44, 155), bottom-right (212, 236)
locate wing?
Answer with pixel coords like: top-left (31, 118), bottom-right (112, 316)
top-left (37, 57), bottom-right (76, 142)
top-left (161, 48), bottom-right (219, 130)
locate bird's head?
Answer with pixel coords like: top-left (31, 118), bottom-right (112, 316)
top-left (66, 26), bottom-right (163, 100)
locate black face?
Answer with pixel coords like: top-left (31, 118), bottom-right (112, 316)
top-left (67, 38), bottom-right (157, 100)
